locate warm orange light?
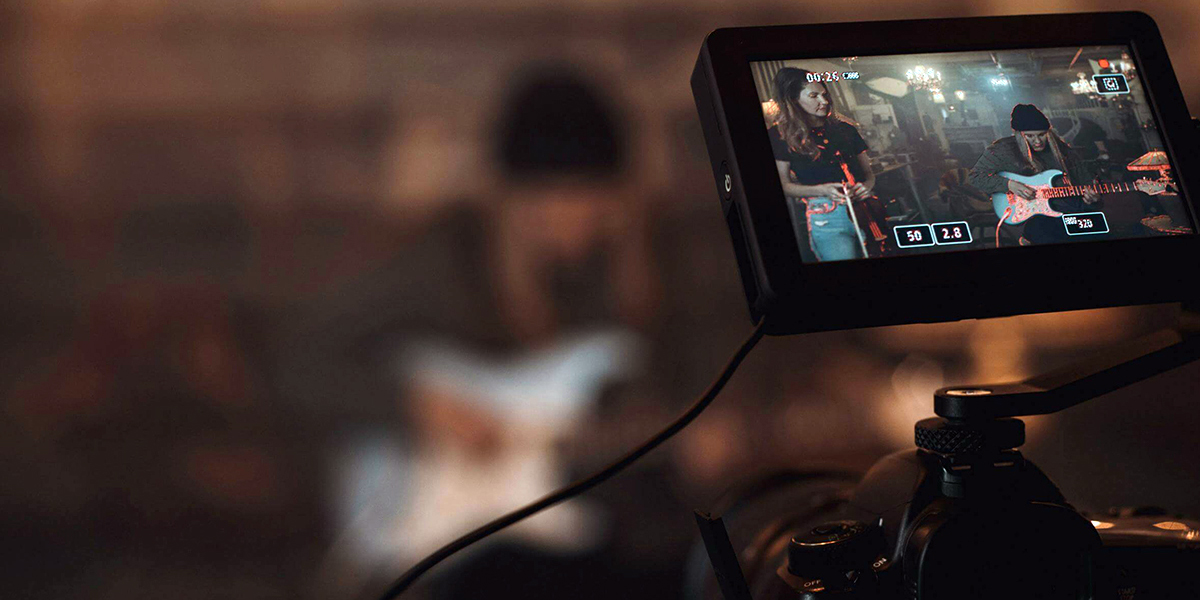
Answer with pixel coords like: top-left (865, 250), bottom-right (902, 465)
top-left (1152, 521), bottom-right (1189, 531)
top-left (1098, 59), bottom-right (1110, 69)
top-left (1090, 520), bottom-right (1115, 530)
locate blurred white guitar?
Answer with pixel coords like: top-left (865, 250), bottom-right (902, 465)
top-left (316, 330), bottom-right (643, 594)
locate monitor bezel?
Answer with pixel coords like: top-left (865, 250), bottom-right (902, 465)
top-left (699, 12), bottom-right (1200, 334)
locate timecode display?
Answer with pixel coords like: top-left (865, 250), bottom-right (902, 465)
top-left (1062, 212), bottom-right (1109, 236)
top-left (804, 71), bottom-right (860, 83)
top-left (894, 224), bottom-right (935, 248)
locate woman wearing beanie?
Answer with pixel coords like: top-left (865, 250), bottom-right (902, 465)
top-left (968, 103), bottom-right (1099, 245)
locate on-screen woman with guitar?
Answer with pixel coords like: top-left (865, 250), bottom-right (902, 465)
top-left (769, 67), bottom-right (886, 261)
top-left (968, 103), bottom-right (1100, 245)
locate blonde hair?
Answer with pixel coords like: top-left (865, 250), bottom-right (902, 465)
top-left (1015, 129), bottom-right (1073, 183)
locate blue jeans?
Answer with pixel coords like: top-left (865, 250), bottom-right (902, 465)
top-left (804, 197), bottom-right (862, 262)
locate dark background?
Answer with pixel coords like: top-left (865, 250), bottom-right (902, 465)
top-left (2, 1), bottom-right (1199, 599)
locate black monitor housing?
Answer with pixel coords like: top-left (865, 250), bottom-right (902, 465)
top-left (692, 12), bottom-right (1200, 335)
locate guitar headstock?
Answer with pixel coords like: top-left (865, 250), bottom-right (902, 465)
top-left (1134, 178), bottom-right (1170, 196)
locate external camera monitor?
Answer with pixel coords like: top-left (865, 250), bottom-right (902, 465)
top-left (693, 12), bottom-right (1200, 334)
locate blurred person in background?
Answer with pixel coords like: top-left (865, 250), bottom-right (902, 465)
top-left (279, 66), bottom-right (657, 406)
top-left (311, 65), bottom-right (676, 599)
top-left (490, 67), bottom-right (659, 343)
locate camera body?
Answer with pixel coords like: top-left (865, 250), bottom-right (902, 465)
top-left (739, 417), bottom-right (1200, 600)
top-left (695, 330), bottom-right (1200, 600)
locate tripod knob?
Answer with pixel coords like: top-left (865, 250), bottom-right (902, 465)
top-left (914, 417), bottom-right (1025, 454)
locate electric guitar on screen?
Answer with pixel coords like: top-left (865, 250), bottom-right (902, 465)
top-left (991, 169), bottom-right (1168, 225)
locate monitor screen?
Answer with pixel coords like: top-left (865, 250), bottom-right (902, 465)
top-left (752, 45), bottom-right (1195, 263)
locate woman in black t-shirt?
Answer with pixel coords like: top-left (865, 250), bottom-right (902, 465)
top-left (768, 67), bottom-right (876, 261)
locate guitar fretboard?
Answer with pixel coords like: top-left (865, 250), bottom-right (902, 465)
top-left (1042, 182), bottom-right (1135, 198)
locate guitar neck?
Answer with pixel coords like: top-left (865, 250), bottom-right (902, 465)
top-left (1043, 181), bottom-right (1135, 198)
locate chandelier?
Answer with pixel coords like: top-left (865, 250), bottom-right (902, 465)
top-left (1070, 72), bottom-right (1098, 96)
top-left (1117, 53), bottom-right (1137, 81)
top-left (906, 65), bottom-right (942, 91)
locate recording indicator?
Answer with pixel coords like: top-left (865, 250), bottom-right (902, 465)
top-left (932, 221), bottom-right (972, 245)
top-left (1062, 212), bottom-right (1109, 236)
top-left (894, 224), bottom-right (935, 248)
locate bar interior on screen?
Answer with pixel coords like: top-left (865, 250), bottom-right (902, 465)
top-left (752, 45), bottom-right (1194, 263)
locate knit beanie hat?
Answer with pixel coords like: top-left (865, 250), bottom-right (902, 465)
top-left (1011, 104), bottom-right (1050, 131)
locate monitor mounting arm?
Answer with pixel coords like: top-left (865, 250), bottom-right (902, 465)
top-left (936, 325), bottom-right (1200, 421)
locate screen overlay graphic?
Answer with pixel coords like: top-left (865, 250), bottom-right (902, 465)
top-left (752, 45), bottom-right (1194, 263)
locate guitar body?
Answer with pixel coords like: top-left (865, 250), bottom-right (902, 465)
top-left (991, 170), bottom-right (1064, 225)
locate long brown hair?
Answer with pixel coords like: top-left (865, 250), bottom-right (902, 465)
top-left (773, 67), bottom-right (845, 160)
top-left (1015, 128), bottom-right (1073, 183)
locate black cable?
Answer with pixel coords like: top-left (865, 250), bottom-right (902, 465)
top-left (377, 316), bottom-right (768, 599)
